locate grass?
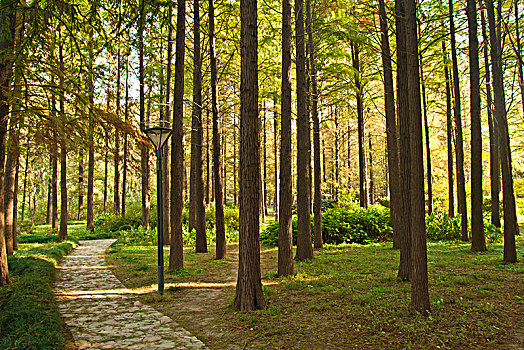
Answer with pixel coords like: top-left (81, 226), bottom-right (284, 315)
top-left (0, 240), bottom-right (77, 350)
top-left (107, 236), bottom-right (524, 349)
top-left (17, 220), bottom-right (120, 244)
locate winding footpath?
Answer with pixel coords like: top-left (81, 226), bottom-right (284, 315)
top-left (54, 239), bottom-right (207, 350)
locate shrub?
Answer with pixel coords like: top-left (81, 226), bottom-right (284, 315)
top-left (96, 203), bottom-right (157, 233)
top-left (425, 212), bottom-right (462, 241)
top-left (119, 226), bottom-right (157, 245)
top-left (484, 217), bottom-right (503, 243)
top-left (260, 205), bottom-right (392, 247)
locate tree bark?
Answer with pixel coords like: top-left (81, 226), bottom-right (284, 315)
top-left (192, 0), bottom-right (207, 253)
top-left (87, 18), bottom-right (95, 232)
top-left (379, 0), bottom-right (400, 250)
top-left (515, 0), bottom-right (524, 118)
top-left (396, 0), bottom-right (411, 281)
top-left (103, 136), bottom-right (108, 214)
top-left (405, 0), bottom-right (430, 315)
top-left (51, 142), bottom-right (58, 229)
top-left (449, 0), bottom-right (468, 241)
top-left (352, 41), bottom-right (367, 209)
top-left (47, 155), bottom-right (52, 224)
top-left (163, 3), bottom-right (173, 244)
top-left (486, 0), bottom-right (518, 263)
top-left (263, 105), bottom-right (268, 217)
top-left (0, 1), bottom-right (15, 286)
top-left (4, 130), bottom-right (17, 255)
top-left (77, 150), bottom-right (84, 220)
top-left (58, 29), bottom-right (67, 241)
top-left (122, 45), bottom-right (130, 217)
top-left (273, 95), bottom-right (279, 222)
top-left (139, 1), bottom-right (150, 228)
top-left (21, 145), bottom-right (29, 222)
top-left (114, 48), bottom-right (121, 215)
top-left (467, 0), bottom-right (486, 252)
top-left (209, 0), bottom-right (226, 260)
top-left (307, 0), bottom-right (322, 249)
top-left (419, 52), bottom-right (433, 214)
top-left (442, 41), bottom-right (454, 218)
top-left (278, 0), bottom-right (294, 276)
top-left (368, 134), bottom-right (374, 204)
top-left (481, 8), bottom-right (500, 228)
top-left (295, 0), bottom-right (313, 261)
top-left (169, 0), bottom-right (186, 269)
top-left (233, 0), bottom-right (265, 311)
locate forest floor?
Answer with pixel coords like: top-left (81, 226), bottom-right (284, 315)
top-left (106, 236), bottom-right (524, 350)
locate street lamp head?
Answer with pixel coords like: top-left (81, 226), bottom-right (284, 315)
top-left (144, 126), bottom-right (172, 150)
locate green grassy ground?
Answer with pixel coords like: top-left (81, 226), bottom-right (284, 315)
top-left (107, 236), bottom-right (524, 349)
top-left (0, 240), bottom-right (77, 350)
top-left (17, 220), bottom-right (119, 244)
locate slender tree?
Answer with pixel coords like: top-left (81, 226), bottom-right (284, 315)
top-left (58, 26), bottom-right (67, 241)
top-left (209, 0), bottom-right (226, 260)
top-left (379, 0), bottom-right (400, 250)
top-left (419, 52), bottom-right (432, 213)
top-left (233, 0), bottom-right (265, 311)
top-left (139, 0), bottom-right (150, 228)
top-left (352, 41), bottom-right (367, 208)
top-left (481, 7), bottom-right (500, 228)
top-left (78, 150), bottom-right (84, 220)
top-left (405, 0), bottom-right (430, 315)
top-left (449, 0), bottom-right (468, 241)
top-left (486, 0), bottom-right (518, 263)
top-left (467, 0), bottom-right (486, 251)
top-left (442, 41), bottom-right (454, 218)
top-left (192, 0), bottom-right (207, 253)
top-left (169, 0), bottom-right (187, 269)
top-left (273, 95), bottom-right (279, 222)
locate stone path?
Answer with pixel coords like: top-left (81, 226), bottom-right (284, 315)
top-left (55, 239), bottom-right (207, 350)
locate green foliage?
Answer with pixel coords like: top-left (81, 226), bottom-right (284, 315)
top-left (425, 212), bottom-right (462, 241)
top-left (484, 218), bottom-right (503, 244)
top-left (514, 178), bottom-right (524, 198)
top-left (0, 241), bottom-right (76, 350)
top-left (119, 226), bottom-right (157, 245)
top-left (182, 205), bottom-right (239, 232)
top-left (260, 205), bottom-right (392, 247)
top-left (95, 203), bottom-right (157, 233)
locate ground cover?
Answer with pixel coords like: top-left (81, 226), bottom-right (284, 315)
top-left (107, 236), bottom-right (524, 349)
top-left (0, 240), bottom-right (77, 350)
top-left (17, 220), bottom-right (119, 244)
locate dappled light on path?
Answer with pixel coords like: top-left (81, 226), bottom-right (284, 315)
top-left (54, 239), bottom-right (207, 349)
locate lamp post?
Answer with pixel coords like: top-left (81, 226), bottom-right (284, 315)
top-left (144, 126), bottom-right (172, 295)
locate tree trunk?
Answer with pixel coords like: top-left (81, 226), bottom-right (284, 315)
top-left (169, 0), bottom-right (187, 269)
top-left (51, 143), bottom-right (58, 230)
top-left (87, 21), bottom-right (95, 232)
top-left (515, 0), bottom-right (524, 118)
top-left (122, 46), bottom-right (130, 217)
top-left (263, 105), bottom-right (268, 217)
top-left (273, 95), bottom-right (279, 221)
top-left (59, 140), bottom-right (68, 241)
top-left (0, 1), bottom-right (15, 286)
top-left (139, 2), bottom-right (150, 228)
top-left (353, 41), bottom-right (367, 208)
top-left (21, 145), bottom-right (28, 222)
top-left (103, 136), bottom-right (108, 214)
top-left (192, 0), bottom-right (207, 253)
top-left (12, 164), bottom-right (17, 250)
top-left (233, 0), bottom-right (265, 310)
top-left (449, 0), bottom-right (468, 241)
top-left (481, 8), bottom-right (500, 228)
top-left (368, 134), bottom-right (374, 204)
top-left (4, 128), bottom-right (17, 255)
top-left (486, 0), bottom-right (518, 263)
top-left (114, 48), bottom-right (121, 216)
top-left (467, 0), bottom-right (486, 252)
top-left (419, 52), bottom-right (433, 214)
top-left (206, 109), bottom-right (210, 205)
top-left (163, 3), bottom-right (174, 244)
top-left (379, 0), bottom-right (400, 250)
top-left (209, 0), bottom-right (226, 260)
top-left (396, 0), bottom-right (411, 281)
top-left (334, 109), bottom-right (339, 202)
top-left (405, 0), bottom-right (430, 315)
top-left (307, 0), bottom-right (322, 249)
top-left (47, 155), bottom-right (52, 224)
top-left (278, 0), bottom-right (294, 276)
top-left (77, 150), bottom-right (84, 220)
top-left (442, 41), bottom-right (454, 218)
top-left (295, 0), bottom-right (313, 261)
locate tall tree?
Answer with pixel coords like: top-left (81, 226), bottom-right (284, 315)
top-left (396, 0), bottom-right (411, 280)
top-left (114, 47), bottom-right (121, 215)
top-left (233, 0), bottom-right (265, 311)
top-left (139, 0), bottom-right (150, 228)
top-left (273, 95), bottom-right (279, 222)
top-left (122, 44), bottom-right (130, 217)
top-left (379, 0), bottom-right (400, 250)
top-left (307, 0), bottom-right (322, 249)
top-left (209, 0), bottom-right (226, 260)
top-left (515, 0), bottom-right (524, 117)
top-left (58, 25), bottom-right (67, 242)
top-left (169, 0), bottom-right (187, 269)
top-left (442, 41), bottom-right (454, 218)
top-left (419, 52), bottom-right (432, 213)
top-left (278, 0), bottom-right (294, 276)
top-left (467, 0), bottom-right (486, 252)
top-left (449, 0), bottom-right (468, 241)
top-left (480, 8), bottom-right (500, 228)
top-left (0, 0), bottom-right (16, 286)
top-left (352, 41), bottom-right (367, 209)
top-left (86, 5), bottom-right (96, 232)
top-left (486, 0), bottom-right (518, 263)
top-left (77, 150), bottom-right (84, 220)
top-left (295, 0), bottom-right (313, 261)
top-left (192, 0), bottom-right (207, 253)
top-left (405, 0), bottom-right (430, 315)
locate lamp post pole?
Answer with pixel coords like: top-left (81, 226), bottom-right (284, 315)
top-left (156, 147), bottom-right (164, 295)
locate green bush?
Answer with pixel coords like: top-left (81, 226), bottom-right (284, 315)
top-left (119, 226), bottom-right (157, 245)
top-left (182, 205), bottom-right (239, 231)
top-left (96, 203), bottom-right (157, 233)
top-left (1, 241), bottom-right (76, 349)
top-left (425, 212), bottom-right (461, 241)
top-left (514, 178), bottom-right (524, 198)
top-left (260, 205), bottom-right (392, 247)
top-left (484, 218), bottom-right (503, 243)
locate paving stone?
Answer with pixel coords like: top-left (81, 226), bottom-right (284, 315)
top-left (55, 239), bottom-right (207, 349)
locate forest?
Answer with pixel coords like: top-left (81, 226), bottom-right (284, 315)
top-left (0, 0), bottom-right (523, 348)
